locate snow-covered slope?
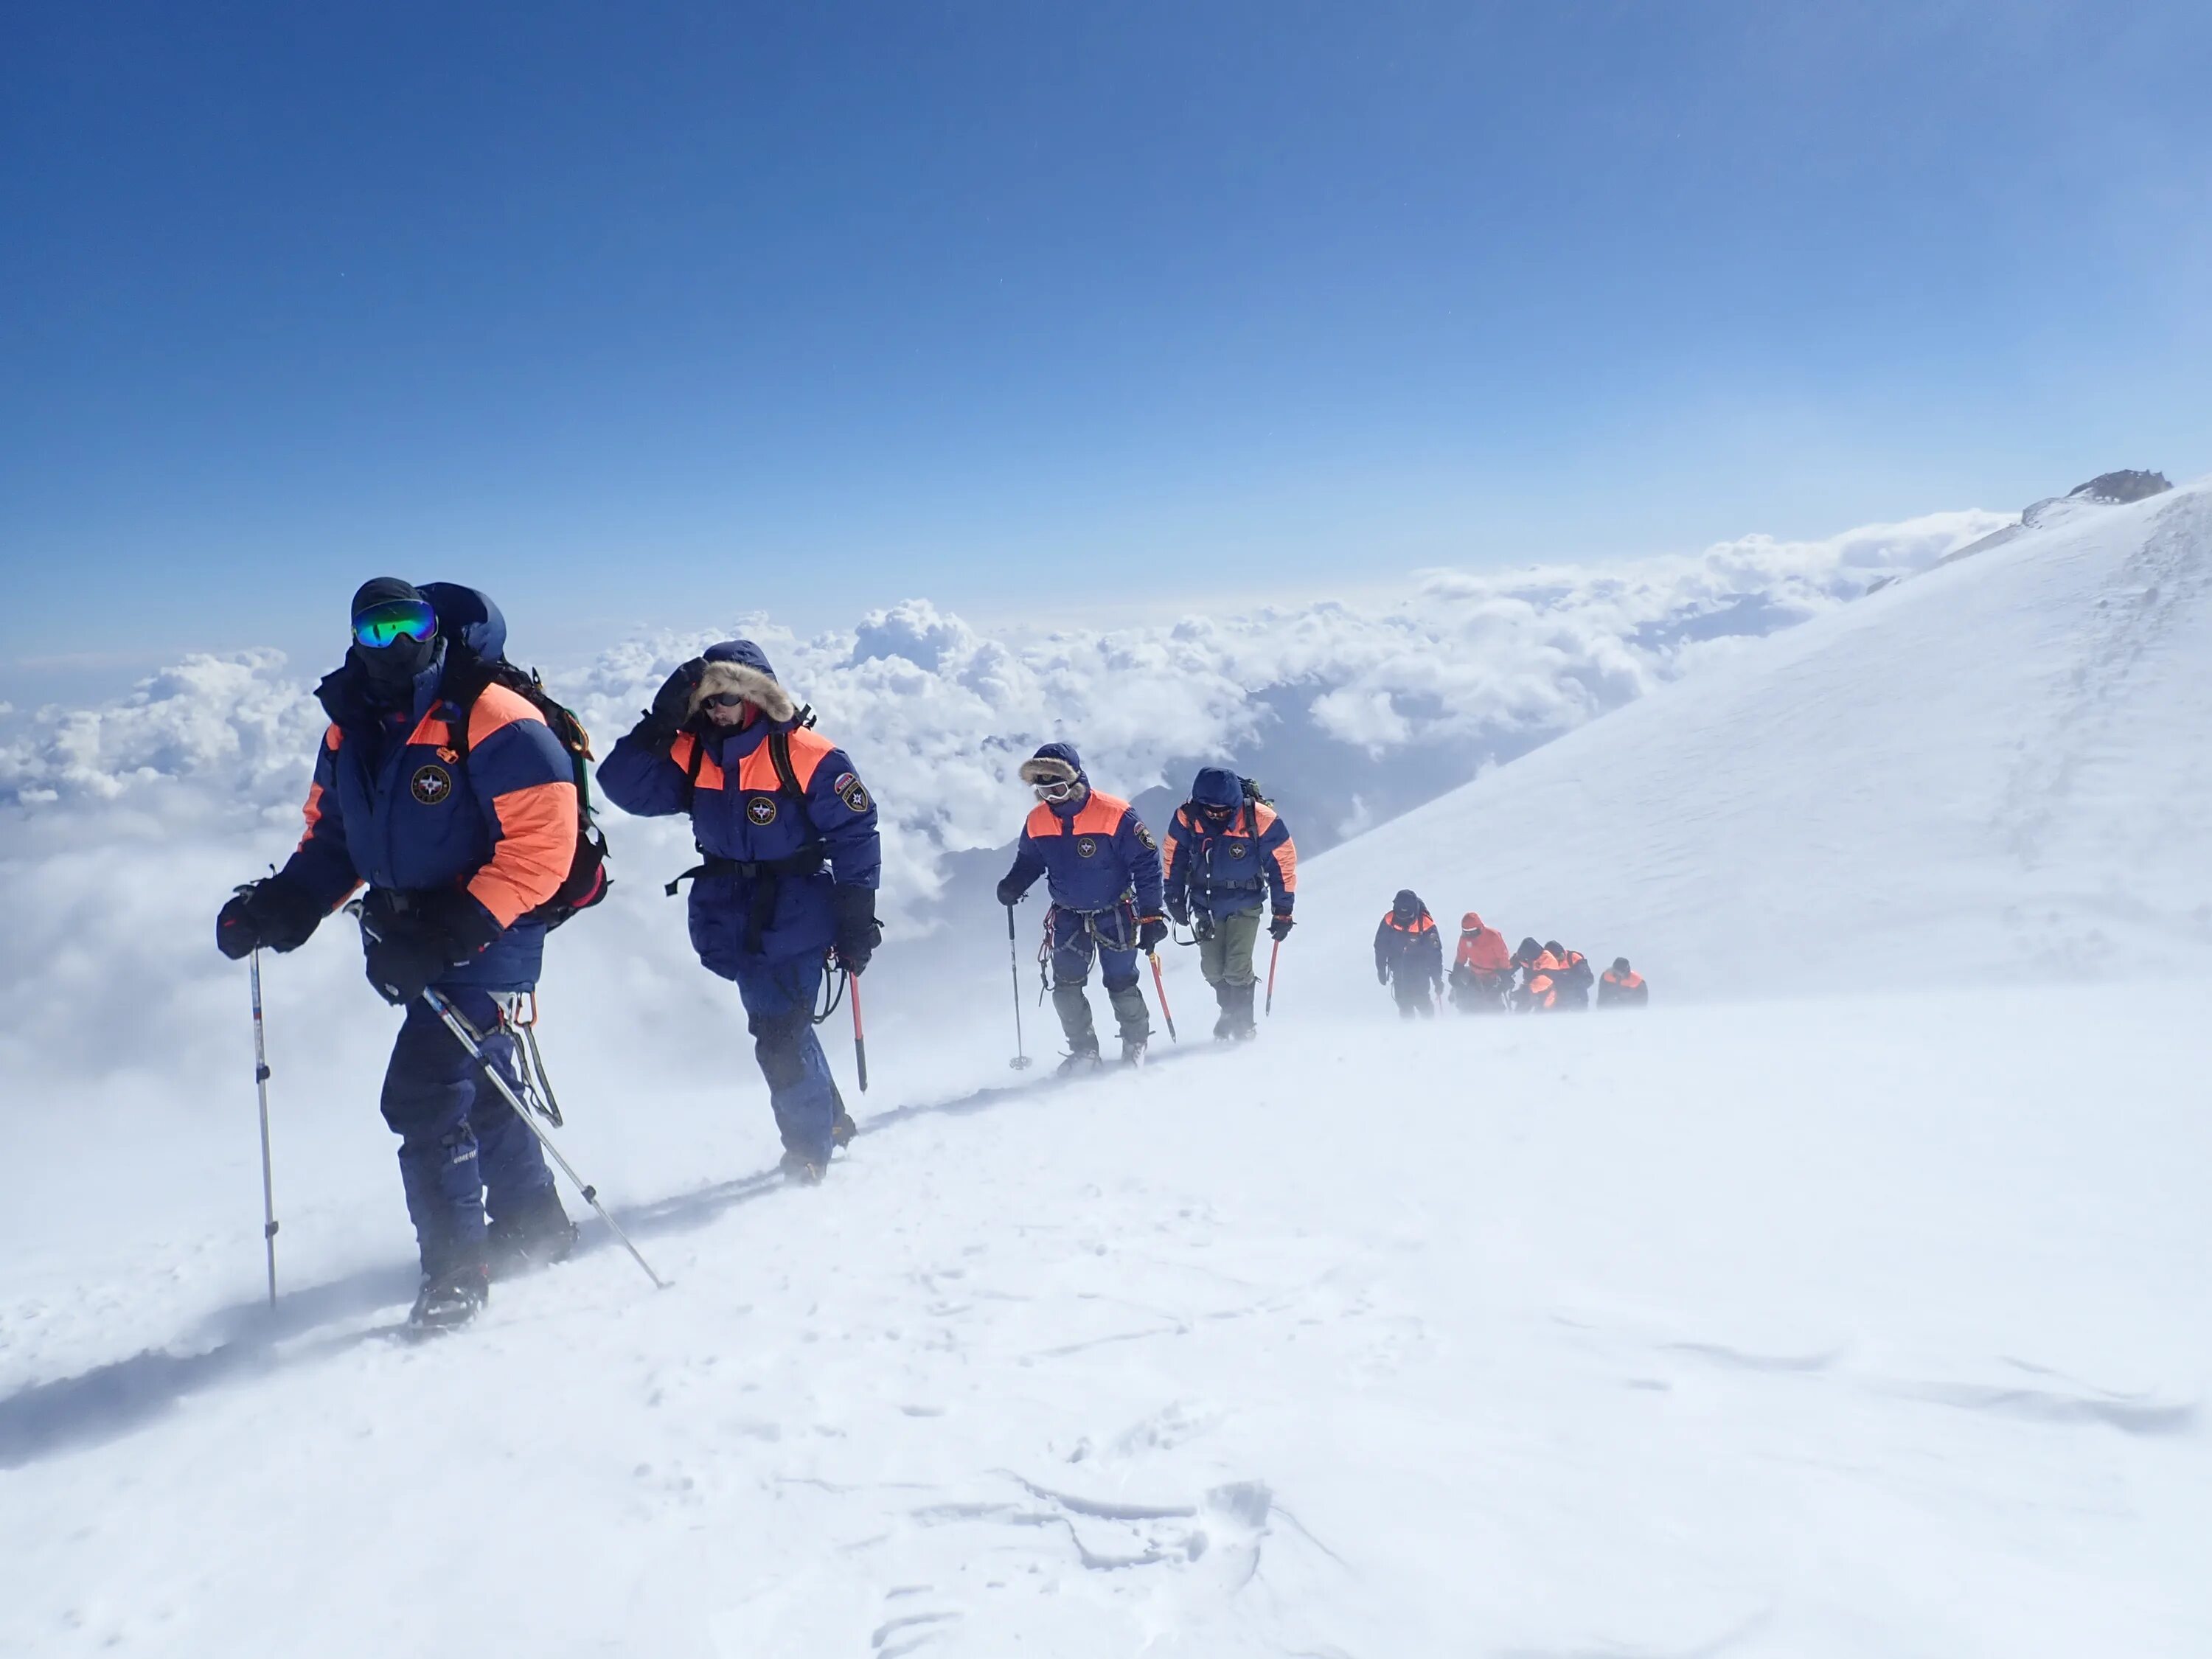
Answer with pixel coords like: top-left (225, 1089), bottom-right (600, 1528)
top-left (1281, 479), bottom-right (2212, 996)
top-left (2, 484), bottom-right (2208, 1657)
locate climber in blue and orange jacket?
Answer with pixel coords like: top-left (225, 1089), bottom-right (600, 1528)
top-left (1374, 889), bottom-right (1443, 1018)
top-left (597, 641), bottom-right (881, 1181)
top-left (995, 742), bottom-right (1165, 1069)
top-left (1162, 767), bottom-right (1296, 1040)
top-left (214, 580), bottom-right (579, 1331)
top-left (1597, 957), bottom-right (1649, 1008)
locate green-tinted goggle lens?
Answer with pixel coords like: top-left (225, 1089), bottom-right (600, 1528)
top-left (352, 600), bottom-right (438, 649)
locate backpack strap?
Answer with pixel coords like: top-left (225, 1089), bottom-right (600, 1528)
top-left (767, 728), bottom-right (805, 804)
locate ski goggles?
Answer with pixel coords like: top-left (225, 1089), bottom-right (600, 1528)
top-left (1032, 779), bottom-right (1082, 803)
top-left (699, 691), bottom-right (750, 710)
top-left (351, 599), bottom-right (439, 649)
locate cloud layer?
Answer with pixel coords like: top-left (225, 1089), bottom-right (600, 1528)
top-left (0, 507), bottom-right (2006, 1091)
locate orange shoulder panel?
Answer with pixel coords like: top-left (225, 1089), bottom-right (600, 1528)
top-left (1073, 791), bottom-right (1129, 835)
top-left (1025, 800), bottom-right (1062, 837)
top-left (737, 725), bottom-right (838, 793)
top-left (323, 723), bottom-right (343, 752)
top-left (465, 682), bottom-right (546, 748)
top-left (670, 731), bottom-right (724, 793)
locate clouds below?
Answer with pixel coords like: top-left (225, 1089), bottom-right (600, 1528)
top-left (0, 507), bottom-right (2005, 1090)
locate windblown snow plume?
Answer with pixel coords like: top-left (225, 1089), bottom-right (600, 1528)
top-left (0, 508), bottom-right (2001, 1087)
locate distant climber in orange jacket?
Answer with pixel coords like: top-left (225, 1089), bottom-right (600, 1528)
top-left (1547, 941), bottom-right (1594, 1011)
top-left (1449, 912), bottom-right (1512, 1012)
top-left (1374, 890), bottom-right (1443, 1018)
top-left (1512, 936), bottom-right (1564, 1012)
top-left (1597, 957), bottom-right (1649, 1008)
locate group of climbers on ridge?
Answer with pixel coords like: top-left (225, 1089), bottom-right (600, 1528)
top-left (215, 577), bottom-right (1655, 1335)
top-left (1375, 891), bottom-right (1646, 1015)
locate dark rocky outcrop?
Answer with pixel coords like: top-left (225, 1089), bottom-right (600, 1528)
top-left (2067, 470), bottom-right (2171, 505)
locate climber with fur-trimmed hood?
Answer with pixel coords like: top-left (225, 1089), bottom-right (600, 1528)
top-left (599, 640), bottom-right (882, 1183)
top-left (995, 741), bottom-right (1166, 1071)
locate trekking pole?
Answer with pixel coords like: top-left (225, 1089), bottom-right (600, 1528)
top-left (1006, 905), bottom-right (1033, 1070)
top-left (849, 973), bottom-right (869, 1093)
top-left (1265, 937), bottom-right (1281, 1018)
top-left (422, 987), bottom-right (668, 1291)
top-left (246, 945), bottom-right (279, 1309)
top-left (1149, 952), bottom-right (1179, 1044)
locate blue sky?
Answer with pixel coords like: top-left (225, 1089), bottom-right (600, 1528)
top-left (3, 0), bottom-right (2208, 697)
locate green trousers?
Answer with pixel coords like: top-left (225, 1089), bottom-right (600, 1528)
top-left (1197, 909), bottom-right (1263, 987)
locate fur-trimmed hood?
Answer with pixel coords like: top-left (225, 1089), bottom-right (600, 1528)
top-left (688, 639), bottom-right (798, 723)
top-left (1017, 741), bottom-right (1085, 788)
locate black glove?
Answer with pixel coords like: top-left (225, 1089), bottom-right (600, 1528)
top-left (361, 888), bottom-right (502, 1005)
top-left (995, 873), bottom-right (1029, 908)
top-left (832, 884), bottom-right (881, 975)
top-left (1166, 898), bottom-right (1190, 928)
top-left (1137, 915), bottom-right (1168, 953)
top-left (637, 658), bottom-right (706, 744)
top-left (216, 875), bottom-right (324, 960)
top-left (1192, 911), bottom-right (1217, 943)
top-left (1377, 964), bottom-right (1391, 986)
top-left (1269, 912), bottom-right (1295, 942)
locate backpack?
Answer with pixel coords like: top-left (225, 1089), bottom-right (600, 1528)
top-left (445, 654), bottom-right (612, 929)
top-left (1238, 776), bottom-right (1271, 837)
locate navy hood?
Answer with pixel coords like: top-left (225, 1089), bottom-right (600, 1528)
top-left (417, 582), bottom-right (508, 664)
top-left (1192, 767), bottom-right (1243, 810)
top-left (689, 639), bottom-right (799, 725)
top-left (1018, 741), bottom-right (1087, 789)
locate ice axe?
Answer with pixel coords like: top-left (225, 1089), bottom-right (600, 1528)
top-left (1149, 951), bottom-right (1179, 1044)
top-left (1265, 936), bottom-right (1281, 1018)
top-left (849, 971), bottom-right (869, 1093)
top-left (1005, 905), bottom-right (1033, 1070)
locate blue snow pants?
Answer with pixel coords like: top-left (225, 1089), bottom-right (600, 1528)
top-left (733, 953), bottom-right (839, 1160)
top-left (379, 987), bottom-right (556, 1275)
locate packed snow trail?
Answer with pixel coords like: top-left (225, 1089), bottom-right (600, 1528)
top-left (3, 988), bottom-right (2208, 1657)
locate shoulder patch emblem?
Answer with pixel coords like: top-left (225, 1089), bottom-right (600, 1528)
top-left (835, 771), bottom-right (872, 813)
top-left (1076, 835), bottom-right (1099, 858)
top-left (410, 764), bottom-right (453, 806)
top-left (747, 796), bottom-right (779, 826)
top-left (1135, 823), bottom-right (1157, 852)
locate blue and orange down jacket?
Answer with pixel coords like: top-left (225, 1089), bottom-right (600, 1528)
top-left (998, 742), bottom-right (1164, 918)
top-left (597, 640), bottom-right (880, 976)
top-left (279, 586), bottom-right (577, 991)
top-left (1162, 767), bottom-right (1297, 924)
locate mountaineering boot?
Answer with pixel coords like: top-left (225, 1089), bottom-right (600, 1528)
top-left (1230, 980), bottom-right (1259, 1041)
top-left (831, 1109), bottom-right (858, 1150)
top-left (779, 1148), bottom-right (829, 1185)
top-left (485, 1188), bottom-right (577, 1280)
top-left (1211, 981), bottom-right (1234, 1040)
top-left (1057, 1041), bottom-right (1104, 1077)
top-left (408, 1259), bottom-right (490, 1334)
top-left (1107, 981), bottom-right (1152, 1054)
top-left (1120, 1035), bottom-right (1148, 1068)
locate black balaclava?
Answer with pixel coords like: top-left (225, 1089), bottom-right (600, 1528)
top-left (1393, 888), bottom-right (1420, 922)
top-left (348, 577), bottom-right (439, 700)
